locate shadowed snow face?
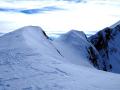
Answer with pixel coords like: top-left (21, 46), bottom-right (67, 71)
top-left (0, 0), bottom-right (120, 33)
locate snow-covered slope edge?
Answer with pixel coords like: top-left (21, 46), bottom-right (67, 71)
top-left (52, 30), bottom-right (104, 69)
top-left (110, 20), bottom-right (120, 29)
top-left (89, 24), bottom-right (120, 73)
top-left (0, 26), bottom-right (120, 90)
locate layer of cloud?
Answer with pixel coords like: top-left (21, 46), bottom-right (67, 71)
top-left (0, 6), bottom-right (64, 14)
top-left (0, 0), bottom-right (120, 34)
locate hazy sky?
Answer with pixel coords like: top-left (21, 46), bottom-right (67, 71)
top-left (0, 0), bottom-right (120, 34)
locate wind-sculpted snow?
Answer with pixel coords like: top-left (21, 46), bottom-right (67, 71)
top-left (0, 26), bottom-right (120, 90)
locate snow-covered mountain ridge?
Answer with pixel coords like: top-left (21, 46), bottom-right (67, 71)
top-left (0, 25), bottom-right (120, 90)
top-left (89, 22), bottom-right (120, 73)
top-left (52, 30), bottom-right (104, 69)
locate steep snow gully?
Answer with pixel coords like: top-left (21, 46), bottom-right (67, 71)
top-left (0, 23), bottom-right (120, 90)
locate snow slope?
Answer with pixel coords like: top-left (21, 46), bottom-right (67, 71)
top-left (0, 33), bottom-right (4, 37)
top-left (0, 26), bottom-right (120, 90)
top-left (89, 24), bottom-right (120, 73)
top-left (52, 30), bottom-right (104, 69)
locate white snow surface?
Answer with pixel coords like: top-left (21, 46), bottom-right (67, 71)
top-left (0, 26), bottom-right (120, 90)
top-left (52, 30), bottom-right (94, 67)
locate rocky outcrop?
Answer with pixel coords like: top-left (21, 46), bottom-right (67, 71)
top-left (89, 24), bottom-right (120, 73)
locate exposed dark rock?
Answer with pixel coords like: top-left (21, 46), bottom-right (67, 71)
top-left (87, 46), bottom-right (98, 68)
top-left (89, 24), bottom-right (120, 73)
top-left (42, 30), bottom-right (49, 39)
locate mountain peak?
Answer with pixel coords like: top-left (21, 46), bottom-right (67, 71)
top-left (16, 26), bottom-right (43, 32)
top-left (58, 29), bottom-right (87, 43)
top-left (20, 26), bottom-right (49, 39)
top-left (14, 25), bottom-right (48, 38)
top-left (0, 26), bottom-right (49, 49)
top-left (67, 30), bottom-right (86, 39)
